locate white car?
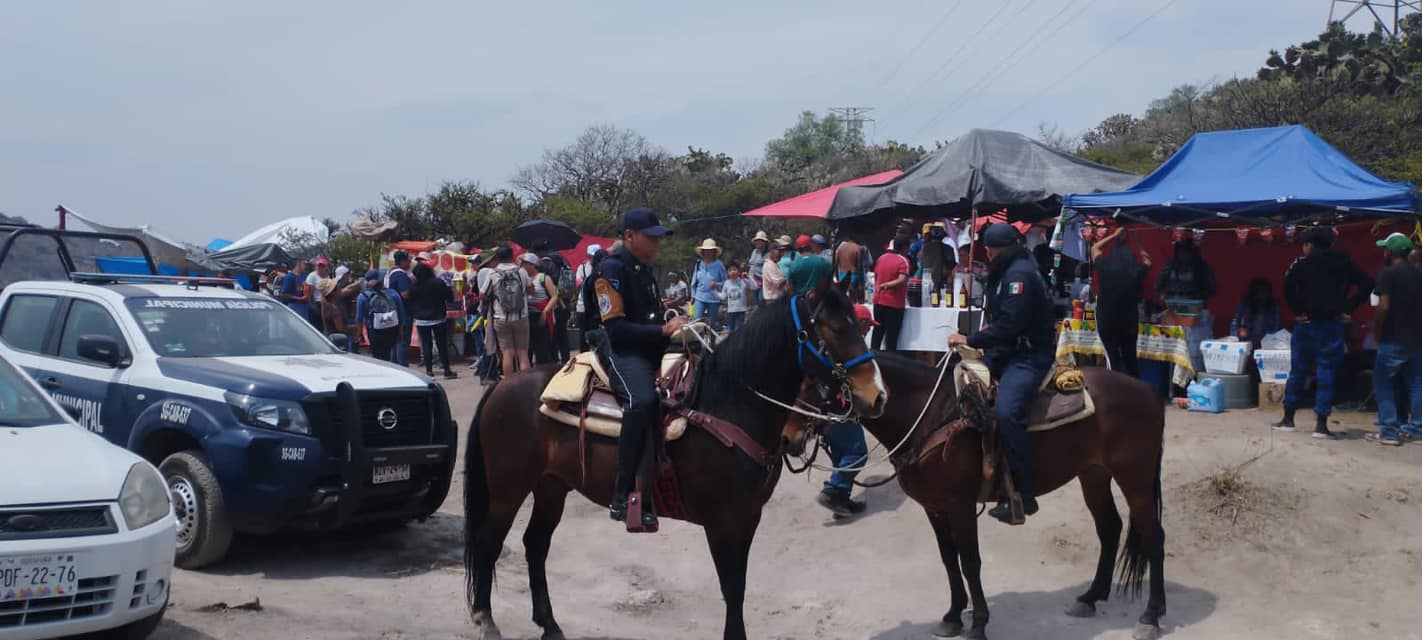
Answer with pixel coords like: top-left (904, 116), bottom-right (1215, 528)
top-left (0, 353), bottom-right (175, 640)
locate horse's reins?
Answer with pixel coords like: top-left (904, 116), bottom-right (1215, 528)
top-left (795, 350), bottom-right (953, 477)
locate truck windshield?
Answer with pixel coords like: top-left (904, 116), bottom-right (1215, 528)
top-left (0, 356), bottom-right (64, 427)
top-left (125, 298), bottom-right (339, 358)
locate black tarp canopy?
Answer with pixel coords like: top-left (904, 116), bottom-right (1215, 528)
top-left (827, 129), bottom-right (1141, 223)
top-left (192, 242), bottom-right (292, 272)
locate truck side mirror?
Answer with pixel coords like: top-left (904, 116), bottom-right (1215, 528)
top-left (77, 334), bottom-right (125, 367)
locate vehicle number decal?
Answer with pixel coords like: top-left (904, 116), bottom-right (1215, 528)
top-left (51, 393), bottom-right (104, 434)
top-left (159, 401), bottom-right (192, 426)
top-left (280, 447), bottom-right (306, 461)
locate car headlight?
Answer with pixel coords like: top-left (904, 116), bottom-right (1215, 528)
top-left (224, 392), bottom-right (311, 435)
top-left (119, 463), bottom-right (170, 531)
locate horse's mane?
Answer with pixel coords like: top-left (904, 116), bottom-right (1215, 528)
top-left (698, 297), bottom-right (797, 390)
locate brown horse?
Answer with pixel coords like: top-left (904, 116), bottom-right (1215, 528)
top-left (463, 287), bottom-right (886, 640)
top-left (786, 352), bottom-right (1166, 640)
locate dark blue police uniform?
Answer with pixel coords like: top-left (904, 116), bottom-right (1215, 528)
top-left (593, 209), bottom-right (671, 528)
top-left (965, 226), bottom-right (1055, 522)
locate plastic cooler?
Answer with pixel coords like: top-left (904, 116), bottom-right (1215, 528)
top-left (1201, 339), bottom-right (1253, 374)
top-left (1254, 349), bottom-right (1291, 382)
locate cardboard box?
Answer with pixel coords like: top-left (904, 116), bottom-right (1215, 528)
top-left (1254, 349), bottom-right (1291, 382)
top-left (1258, 382), bottom-right (1287, 410)
top-left (1202, 339), bottom-right (1253, 374)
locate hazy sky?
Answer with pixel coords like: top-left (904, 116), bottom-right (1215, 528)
top-left (0, 1), bottom-right (1351, 242)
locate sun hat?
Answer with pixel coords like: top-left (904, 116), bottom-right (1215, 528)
top-left (335, 265), bottom-right (350, 280)
top-left (1377, 232), bottom-right (1414, 254)
top-left (753, 230), bottom-right (770, 243)
top-left (696, 238), bottom-right (722, 256)
top-left (776, 235), bottom-right (793, 248)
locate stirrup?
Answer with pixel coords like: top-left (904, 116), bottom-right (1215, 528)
top-left (624, 491), bottom-right (659, 533)
top-left (988, 498), bottom-right (1026, 526)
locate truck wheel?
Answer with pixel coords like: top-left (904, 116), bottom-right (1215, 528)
top-left (160, 451), bottom-right (234, 569)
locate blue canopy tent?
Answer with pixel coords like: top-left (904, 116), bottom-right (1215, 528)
top-left (1063, 125), bottom-right (1418, 225)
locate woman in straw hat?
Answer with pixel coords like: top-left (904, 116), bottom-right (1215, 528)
top-left (748, 230), bottom-right (770, 305)
top-left (690, 238), bottom-right (728, 330)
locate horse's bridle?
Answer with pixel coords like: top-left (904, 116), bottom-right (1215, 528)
top-left (790, 294), bottom-right (875, 390)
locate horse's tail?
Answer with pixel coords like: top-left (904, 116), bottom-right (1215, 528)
top-left (463, 380), bottom-right (497, 611)
top-left (1117, 443), bottom-right (1164, 599)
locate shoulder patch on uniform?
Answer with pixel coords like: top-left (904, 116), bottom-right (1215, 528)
top-left (1008, 282), bottom-right (1023, 295)
top-left (595, 279), bottom-right (625, 322)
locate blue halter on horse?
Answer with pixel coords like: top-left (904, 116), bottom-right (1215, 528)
top-left (791, 294), bottom-right (875, 380)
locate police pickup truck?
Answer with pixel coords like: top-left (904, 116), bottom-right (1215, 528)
top-left (0, 227), bottom-right (456, 568)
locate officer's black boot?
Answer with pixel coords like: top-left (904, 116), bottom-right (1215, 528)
top-left (609, 475), bottom-right (630, 523)
top-left (1272, 408), bottom-right (1296, 431)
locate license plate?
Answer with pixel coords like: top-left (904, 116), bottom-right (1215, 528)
top-left (0, 553), bottom-right (84, 602)
top-left (372, 464), bottom-right (410, 484)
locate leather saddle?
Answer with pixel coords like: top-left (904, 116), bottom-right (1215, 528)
top-left (941, 348), bottom-right (1096, 512)
top-left (538, 351), bottom-right (695, 440)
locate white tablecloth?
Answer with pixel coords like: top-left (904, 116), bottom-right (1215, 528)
top-left (889, 306), bottom-right (981, 352)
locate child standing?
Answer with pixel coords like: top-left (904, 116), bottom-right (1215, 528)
top-left (720, 265), bottom-right (752, 332)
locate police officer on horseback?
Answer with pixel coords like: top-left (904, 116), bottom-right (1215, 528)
top-left (594, 207), bottom-right (686, 531)
top-left (949, 223), bottom-right (1055, 524)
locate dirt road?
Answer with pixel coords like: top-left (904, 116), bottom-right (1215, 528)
top-left (150, 375), bottom-right (1422, 639)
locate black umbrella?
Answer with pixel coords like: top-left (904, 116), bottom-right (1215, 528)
top-left (511, 219), bottom-right (582, 252)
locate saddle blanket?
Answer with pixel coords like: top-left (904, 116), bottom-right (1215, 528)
top-left (953, 354), bottom-right (1095, 431)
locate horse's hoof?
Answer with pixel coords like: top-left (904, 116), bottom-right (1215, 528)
top-left (934, 620), bottom-right (963, 637)
top-left (471, 611), bottom-right (503, 640)
top-left (1132, 623), bottom-right (1162, 640)
top-left (1064, 601), bottom-right (1097, 618)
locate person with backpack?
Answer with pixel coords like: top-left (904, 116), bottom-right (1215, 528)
top-left (579, 247), bottom-right (608, 347)
top-left (384, 250), bottom-right (416, 366)
top-left (477, 246), bottom-right (531, 378)
top-left (410, 261), bottom-right (459, 379)
top-left (535, 242), bottom-right (576, 363)
top-left (524, 252), bottom-right (561, 365)
top-left (355, 269), bottom-right (406, 362)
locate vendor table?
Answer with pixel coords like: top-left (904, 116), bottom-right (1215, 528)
top-left (1055, 319), bottom-right (1195, 387)
top-left (892, 306), bottom-right (982, 352)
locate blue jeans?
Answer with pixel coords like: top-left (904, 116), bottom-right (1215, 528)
top-left (1374, 342), bottom-right (1422, 436)
top-left (1284, 320), bottom-right (1345, 417)
top-left (394, 322), bottom-right (412, 366)
top-left (726, 311), bottom-right (746, 332)
top-left (822, 421), bottom-right (868, 492)
top-left (695, 300), bottom-right (721, 330)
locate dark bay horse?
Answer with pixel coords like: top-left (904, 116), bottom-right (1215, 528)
top-left (786, 353), bottom-right (1166, 640)
top-left (463, 288), bottom-right (885, 640)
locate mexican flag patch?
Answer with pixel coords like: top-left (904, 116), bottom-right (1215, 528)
top-left (1008, 282), bottom-right (1023, 295)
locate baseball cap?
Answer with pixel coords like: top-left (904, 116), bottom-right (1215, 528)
top-left (335, 265), bottom-right (350, 280)
top-left (364, 269), bottom-right (382, 282)
top-left (587, 243), bottom-right (603, 257)
top-left (519, 252), bottom-right (540, 266)
top-left (314, 256), bottom-right (330, 266)
top-left (1377, 232), bottom-right (1415, 253)
top-left (981, 223), bottom-right (1022, 248)
top-left (854, 304), bottom-right (878, 326)
top-left (620, 207), bottom-right (671, 236)
top-left (811, 234), bottom-right (827, 246)
top-left (795, 234), bottom-right (812, 249)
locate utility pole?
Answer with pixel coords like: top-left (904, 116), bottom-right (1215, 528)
top-left (829, 107), bottom-right (876, 145)
top-left (1327, 0), bottom-right (1419, 39)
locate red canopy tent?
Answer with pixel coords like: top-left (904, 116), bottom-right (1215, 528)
top-left (742, 170), bottom-right (904, 219)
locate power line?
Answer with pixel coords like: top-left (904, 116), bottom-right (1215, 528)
top-left (829, 107), bottom-right (877, 143)
top-left (991, 0), bottom-right (1180, 129)
top-left (911, 0), bottom-right (1089, 139)
top-left (884, 0), bottom-right (1019, 119)
top-left (874, 0), bottom-right (967, 91)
